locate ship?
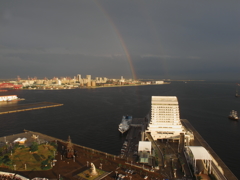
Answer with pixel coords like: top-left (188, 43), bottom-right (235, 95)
top-left (235, 84), bottom-right (240, 97)
top-left (0, 95), bottom-right (25, 102)
top-left (118, 115), bottom-right (132, 134)
top-left (228, 110), bottom-right (238, 120)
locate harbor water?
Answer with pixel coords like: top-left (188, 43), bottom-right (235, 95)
top-left (0, 81), bottom-right (239, 178)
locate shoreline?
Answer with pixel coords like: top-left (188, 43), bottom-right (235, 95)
top-left (17, 82), bottom-right (171, 90)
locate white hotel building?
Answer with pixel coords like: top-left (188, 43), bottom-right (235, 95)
top-left (146, 96), bottom-right (185, 140)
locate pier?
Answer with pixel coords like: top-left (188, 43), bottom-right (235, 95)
top-left (181, 119), bottom-right (238, 180)
top-left (0, 118), bottom-right (238, 180)
top-left (119, 117), bottom-right (238, 180)
top-left (0, 102), bottom-right (63, 114)
top-left (0, 130), bottom-right (165, 180)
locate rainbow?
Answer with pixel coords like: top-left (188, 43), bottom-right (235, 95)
top-left (95, 1), bottom-right (137, 80)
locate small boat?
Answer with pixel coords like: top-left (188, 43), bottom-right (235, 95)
top-left (118, 115), bottom-right (132, 134)
top-left (228, 110), bottom-right (239, 120)
top-left (235, 84), bottom-right (240, 97)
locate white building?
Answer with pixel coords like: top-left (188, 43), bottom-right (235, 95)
top-left (120, 76), bottom-right (125, 83)
top-left (57, 79), bottom-right (62, 85)
top-left (146, 96), bottom-right (184, 140)
top-left (138, 141), bottom-right (152, 163)
top-left (155, 81), bottom-right (164, 84)
top-left (86, 75), bottom-right (91, 82)
top-left (138, 141), bottom-right (152, 155)
top-left (185, 146), bottom-right (212, 174)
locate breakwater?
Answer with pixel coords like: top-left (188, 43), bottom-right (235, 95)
top-left (0, 102), bottom-right (63, 115)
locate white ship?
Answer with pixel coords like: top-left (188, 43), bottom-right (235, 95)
top-left (118, 115), bottom-right (132, 134)
top-left (0, 95), bottom-right (25, 102)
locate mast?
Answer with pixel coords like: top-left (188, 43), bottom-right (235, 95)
top-left (235, 84), bottom-right (240, 97)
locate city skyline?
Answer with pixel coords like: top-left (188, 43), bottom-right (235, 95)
top-left (0, 1), bottom-right (239, 81)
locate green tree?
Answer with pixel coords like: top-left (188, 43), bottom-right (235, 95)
top-left (49, 141), bottom-right (57, 148)
top-left (30, 142), bottom-right (38, 152)
top-left (41, 155), bottom-right (53, 170)
top-left (2, 155), bottom-right (12, 166)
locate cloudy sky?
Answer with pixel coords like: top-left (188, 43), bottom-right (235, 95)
top-left (0, 0), bottom-right (239, 80)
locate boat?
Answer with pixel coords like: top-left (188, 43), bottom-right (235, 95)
top-left (235, 84), bottom-right (240, 97)
top-left (118, 115), bottom-right (132, 134)
top-left (0, 95), bottom-right (25, 102)
top-left (228, 110), bottom-right (239, 120)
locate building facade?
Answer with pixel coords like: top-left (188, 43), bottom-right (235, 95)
top-left (146, 96), bottom-right (184, 140)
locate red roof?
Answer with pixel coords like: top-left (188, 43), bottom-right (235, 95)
top-left (0, 83), bottom-right (22, 89)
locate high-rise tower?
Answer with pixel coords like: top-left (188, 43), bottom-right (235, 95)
top-left (147, 96), bottom-right (184, 140)
top-left (77, 74), bottom-right (81, 82)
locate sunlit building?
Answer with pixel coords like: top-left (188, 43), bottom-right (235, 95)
top-left (146, 96), bottom-right (185, 140)
top-left (77, 74), bottom-right (81, 82)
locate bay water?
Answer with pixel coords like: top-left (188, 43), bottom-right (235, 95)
top-left (0, 81), bottom-right (239, 178)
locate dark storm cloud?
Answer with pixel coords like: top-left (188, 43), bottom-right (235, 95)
top-left (0, 0), bottom-right (239, 80)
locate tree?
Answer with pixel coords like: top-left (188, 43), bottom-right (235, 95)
top-left (49, 141), bottom-right (57, 148)
top-left (1, 155), bottom-right (12, 166)
top-left (30, 142), bottom-right (39, 152)
top-left (41, 155), bottom-right (53, 170)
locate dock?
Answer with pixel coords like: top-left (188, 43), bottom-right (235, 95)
top-left (0, 102), bottom-right (63, 114)
top-left (0, 130), bottom-right (164, 180)
top-left (119, 118), bottom-right (238, 180)
top-left (181, 119), bottom-right (238, 180)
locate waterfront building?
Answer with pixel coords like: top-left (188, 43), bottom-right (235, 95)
top-left (155, 81), bottom-right (164, 84)
top-left (87, 81), bottom-right (91, 87)
top-left (79, 79), bottom-right (84, 85)
top-left (120, 76), bottom-right (125, 83)
top-left (91, 81), bottom-right (96, 86)
top-left (184, 146), bottom-right (212, 174)
top-left (103, 77), bottom-right (107, 82)
top-left (146, 96), bottom-right (185, 140)
top-left (85, 75), bottom-right (91, 86)
top-left (86, 75), bottom-right (91, 81)
top-left (57, 80), bottom-right (61, 85)
top-left (77, 74), bottom-right (81, 83)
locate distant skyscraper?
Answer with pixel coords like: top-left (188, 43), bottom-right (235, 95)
top-left (77, 74), bottom-right (81, 82)
top-left (86, 75), bottom-right (91, 83)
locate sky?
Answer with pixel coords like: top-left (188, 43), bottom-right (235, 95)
top-left (0, 0), bottom-right (239, 81)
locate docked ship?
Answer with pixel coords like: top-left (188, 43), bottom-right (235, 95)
top-left (118, 115), bottom-right (132, 134)
top-left (0, 95), bottom-right (25, 102)
top-left (228, 110), bottom-right (238, 120)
